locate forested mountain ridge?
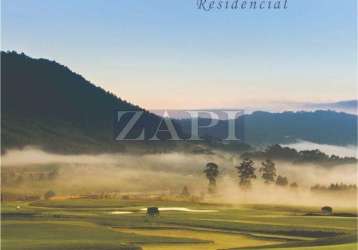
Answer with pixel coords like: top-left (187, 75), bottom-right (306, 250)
top-left (177, 110), bottom-right (357, 146)
top-left (1, 51), bottom-right (161, 153)
top-left (1, 51), bottom-right (356, 154)
top-left (240, 110), bottom-right (357, 146)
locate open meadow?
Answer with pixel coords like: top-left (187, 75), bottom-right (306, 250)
top-left (2, 199), bottom-right (357, 250)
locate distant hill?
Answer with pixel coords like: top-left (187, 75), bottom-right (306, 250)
top-left (331, 100), bottom-right (358, 109)
top-left (243, 110), bottom-right (357, 146)
top-left (178, 110), bottom-right (357, 146)
top-left (304, 100), bottom-right (358, 114)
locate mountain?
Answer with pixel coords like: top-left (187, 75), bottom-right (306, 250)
top-left (1, 51), bottom-right (173, 153)
top-left (243, 110), bottom-right (357, 146)
top-left (304, 100), bottom-right (358, 114)
top-left (330, 100), bottom-right (358, 110)
top-left (177, 110), bottom-right (357, 146)
top-left (1, 52), bottom-right (356, 154)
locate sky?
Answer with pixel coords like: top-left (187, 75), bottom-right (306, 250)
top-left (1, 0), bottom-right (357, 109)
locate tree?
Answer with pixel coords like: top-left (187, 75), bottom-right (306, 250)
top-left (276, 176), bottom-right (288, 186)
top-left (204, 162), bottom-right (219, 193)
top-left (44, 190), bottom-right (56, 200)
top-left (15, 175), bottom-right (24, 184)
top-left (38, 173), bottom-right (45, 181)
top-left (236, 158), bottom-right (256, 188)
top-left (48, 169), bottom-right (59, 180)
top-left (290, 182), bottom-right (298, 188)
top-left (260, 159), bottom-right (276, 184)
top-left (181, 186), bottom-right (190, 197)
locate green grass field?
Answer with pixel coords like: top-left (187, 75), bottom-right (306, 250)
top-left (2, 199), bottom-right (357, 250)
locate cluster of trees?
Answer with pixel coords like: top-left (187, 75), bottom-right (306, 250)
top-left (311, 183), bottom-right (357, 192)
top-left (1, 192), bottom-right (40, 202)
top-left (204, 158), bottom-right (297, 193)
top-left (1, 169), bottom-right (59, 185)
top-left (241, 145), bottom-right (357, 166)
top-left (2, 190), bottom-right (56, 202)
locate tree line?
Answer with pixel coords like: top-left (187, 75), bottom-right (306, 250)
top-left (1, 169), bottom-right (59, 185)
top-left (204, 158), bottom-right (297, 193)
top-left (241, 144), bottom-right (357, 166)
top-left (311, 183), bottom-right (357, 192)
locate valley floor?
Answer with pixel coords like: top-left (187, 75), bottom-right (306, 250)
top-left (2, 199), bottom-right (357, 250)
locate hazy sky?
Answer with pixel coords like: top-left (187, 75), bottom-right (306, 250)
top-left (2, 0), bottom-right (357, 109)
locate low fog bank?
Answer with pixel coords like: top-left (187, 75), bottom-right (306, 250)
top-left (215, 177), bottom-right (357, 208)
top-left (2, 147), bottom-right (357, 207)
top-left (282, 140), bottom-right (357, 158)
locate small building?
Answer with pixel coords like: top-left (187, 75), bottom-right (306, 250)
top-left (321, 206), bottom-right (333, 216)
top-left (147, 207), bottom-right (159, 216)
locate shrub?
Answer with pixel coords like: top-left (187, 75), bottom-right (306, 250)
top-left (44, 190), bottom-right (56, 200)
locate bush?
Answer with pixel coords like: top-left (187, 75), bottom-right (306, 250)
top-left (44, 190), bottom-right (56, 200)
top-left (276, 176), bottom-right (288, 186)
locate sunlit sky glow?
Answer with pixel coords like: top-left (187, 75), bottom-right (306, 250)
top-left (2, 0), bottom-right (357, 109)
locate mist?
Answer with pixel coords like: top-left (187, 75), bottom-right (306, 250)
top-left (2, 147), bottom-right (357, 208)
top-left (282, 140), bottom-right (357, 158)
